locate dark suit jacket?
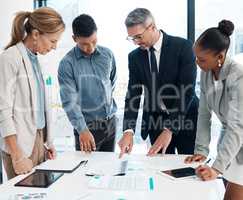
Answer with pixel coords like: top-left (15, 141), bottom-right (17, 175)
top-left (123, 32), bottom-right (199, 140)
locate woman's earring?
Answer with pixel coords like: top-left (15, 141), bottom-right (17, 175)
top-left (218, 60), bottom-right (222, 67)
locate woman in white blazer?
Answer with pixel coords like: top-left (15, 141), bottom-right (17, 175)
top-left (185, 20), bottom-right (243, 200)
top-left (0, 7), bottom-right (65, 179)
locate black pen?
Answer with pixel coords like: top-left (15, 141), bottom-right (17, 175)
top-left (85, 173), bottom-right (95, 177)
top-left (81, 160), bottom-right (88, 166)
top-left (85, 172), bottom-right (103, 177)
top-left (114, 173), bottom-right (126, 176)
top-left (83, 160), bottom-right (88, 164)
top-left (204, 158), bottom-right (211, 165)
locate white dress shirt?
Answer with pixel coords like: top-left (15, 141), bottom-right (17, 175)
top-left (147, 31), bottom-right (163, 72)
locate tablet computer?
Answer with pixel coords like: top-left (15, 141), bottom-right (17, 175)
top-left (14, 170), bottom-right (64, 188)
top-left (161, 167), bottom-right (196, 180)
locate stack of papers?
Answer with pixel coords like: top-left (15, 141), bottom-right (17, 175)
top-left (88, 175), bottom-right (153, 191)
top-left (85, 160), bottom-right (128, 176)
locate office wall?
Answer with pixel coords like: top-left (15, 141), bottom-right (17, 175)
top-left (0, 0), bottom-right (32, 49)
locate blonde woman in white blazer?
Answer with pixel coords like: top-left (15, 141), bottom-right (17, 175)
top-left (0, 7), bottom-right (65, 179)
top-left (185, 20), bottom-right (243, 200)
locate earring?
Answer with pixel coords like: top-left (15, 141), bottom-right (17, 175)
top-left (218, 60), bottom-right (222, 67)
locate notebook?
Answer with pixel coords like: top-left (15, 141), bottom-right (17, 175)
top-left (35, 156), bottom-right (87, 173)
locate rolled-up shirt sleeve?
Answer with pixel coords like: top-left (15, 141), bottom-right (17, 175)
top-left (58, 59), bottom-right (87, 134)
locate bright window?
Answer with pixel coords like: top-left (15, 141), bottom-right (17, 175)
top-left (195, 0), bottom-right (243, 157)
top-left (42, 0), bottom-right (187, 152)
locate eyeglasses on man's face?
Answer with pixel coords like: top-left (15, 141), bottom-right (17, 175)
top-left (126, 24), bottom-right (153, 42)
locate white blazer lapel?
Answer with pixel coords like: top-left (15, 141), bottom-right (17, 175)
top-left (16, 42), bottom-right (37, 120)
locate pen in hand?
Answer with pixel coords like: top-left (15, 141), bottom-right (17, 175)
top-left (203, 158), bottom-right (211, 165)
top-left (44, 144), bottom-right (56, 160)
top-left (197, 158), bottom-right (223, 180)
top-left (204, 158), bottom-right (223, 179)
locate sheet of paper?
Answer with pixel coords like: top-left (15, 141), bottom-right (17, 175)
top-left (35, 155), bottom-right (86, 172)
top-left (85, 160), bottom-right (128, 176)
top-left (88, 175), bottom-right (153, 191)
top-left (144, 155), bottom-right (199, 171)
top-left (74, 193), bottom-right (92, 200)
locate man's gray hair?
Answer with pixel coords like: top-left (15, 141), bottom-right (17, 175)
top-left (125, 8), bottom-right (155, 28)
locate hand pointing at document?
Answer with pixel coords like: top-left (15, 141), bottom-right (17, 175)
top-left (147, 128), bottom-right (172, 156)
top-left (118, 131), bottom-right (133, 158)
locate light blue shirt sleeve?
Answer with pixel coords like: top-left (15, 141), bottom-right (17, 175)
top-left (58, 59), bottom-right (88, 134)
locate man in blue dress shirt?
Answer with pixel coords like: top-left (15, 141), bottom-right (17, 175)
top-left (58, 14), bottom-right (117, 152)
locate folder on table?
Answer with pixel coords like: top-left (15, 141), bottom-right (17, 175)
top-left (36, 156), bottom-right (88, 173)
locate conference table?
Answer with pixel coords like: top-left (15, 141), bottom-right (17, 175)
top-left (0, 151), bottom-right (225, 200)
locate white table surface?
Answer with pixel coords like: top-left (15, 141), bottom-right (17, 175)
top-left (0, 151), bottom-right (225, 200)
